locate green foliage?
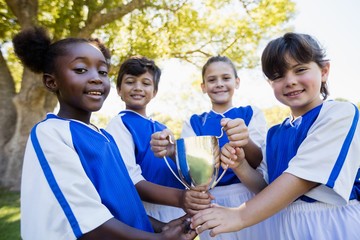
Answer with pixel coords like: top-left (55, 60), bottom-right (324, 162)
top-left (0, 189), bottom-right (20, 240)
top-left (0, 0), bottom-right (19, 40)
top-left (91, 112), bottom-right (112, 129)
top-left (263, 105), bottom-right (290, 127)
top-left (151, 112), bottom-right (183, 139)
top-left (3, 44), bottom-right (23, 92)
top-left (2, 0), bottom-right (296, 78)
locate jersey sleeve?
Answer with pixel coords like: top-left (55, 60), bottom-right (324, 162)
top-left (285, 101), bottom-right (360, 205)
top-left (106, 115), bottom-right (145, 185)
top-left (21, 119), bottom-right (113, 238)
top-left (180, 118), bottom-right (197, 138)
top-left (257, 145), bottom-right (269, 183)
top-left (248, 106), bottom-right (267, 149)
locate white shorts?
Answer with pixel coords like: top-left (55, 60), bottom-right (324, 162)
top-left (200, 183), bottom-right (277, 240)
top-left (278, 199), bottom-right (360, 240)
top-left (142, 201), bottom-right (186, 223)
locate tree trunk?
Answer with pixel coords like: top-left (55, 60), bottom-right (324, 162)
top-left (1, 69), bottom-right (57, 190)
top-left (0, 50), bottom-right (17, 184)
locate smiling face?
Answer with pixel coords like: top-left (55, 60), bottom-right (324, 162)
top-left (268, 56), bottom-right (329, 117)
top-left (201, 61), bottom-right (240, 113)
top-left (118, 71), bottom-right (157, 116)
top-left (44, 42), bottom-right (110, 123)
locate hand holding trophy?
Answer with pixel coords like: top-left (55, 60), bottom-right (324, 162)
top-left (150, 129), bottom-right (227, 191)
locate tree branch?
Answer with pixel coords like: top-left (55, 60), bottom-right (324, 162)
top-left (5, 0), bottom-right (38, 27)
top-left (78, 0), bottom-right (152, 37)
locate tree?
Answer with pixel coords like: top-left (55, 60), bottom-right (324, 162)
top-left (0, 0), bottom-right (295, 190)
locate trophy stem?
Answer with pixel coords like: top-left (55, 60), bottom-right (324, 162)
top-left (163, 156), bottom-right (190, 189)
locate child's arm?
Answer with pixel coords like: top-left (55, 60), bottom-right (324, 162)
top-left (221, 144), bottom-right (267, 193)
top-left (136, 180), bottom-right (213, 215)
top-left (81, 215), bottom-right (197, 239)
top-left (221, 118), bottom-right (263, 168)
top-left (191, 173), bottom-right (317, 237)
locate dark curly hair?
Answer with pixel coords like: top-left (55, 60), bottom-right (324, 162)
top-left (116, 56), bottom-right (161, 92)
top-left (12, 26), bottom-right (111, 74)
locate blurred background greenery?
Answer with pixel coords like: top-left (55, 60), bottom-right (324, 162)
top-left (0, 188), bottom-right (20, 240)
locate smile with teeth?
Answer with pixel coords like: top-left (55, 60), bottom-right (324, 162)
top-left (131, 94), bottom-right (144, 99)
top-left (87, 91), bottom-right (102, 95)
top-left (284, 90), bottom-right (304, 97)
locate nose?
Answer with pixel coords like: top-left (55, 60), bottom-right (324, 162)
top-left (215, 79), bottom-right (224, 88)
top-left (133, 81), bottom-right (143, 91)
top-left (89, 71), bottom-right (103, 84)
top-left (89, 77), bottom-right (102, 84)
top-left (284, 73), bottom-right (297, 86)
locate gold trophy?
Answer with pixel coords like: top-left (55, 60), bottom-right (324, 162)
top-left (163, 135), bottom-right (227, 190)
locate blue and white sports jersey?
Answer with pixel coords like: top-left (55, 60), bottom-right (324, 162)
top-left (21, 114), bottom-right (153, 240)
top-left (181, 106), bottom-right (267, 186)
top-left (262, 101), bottom-right (360, 205)
top-left (107, 110), bottom-right (184, 189)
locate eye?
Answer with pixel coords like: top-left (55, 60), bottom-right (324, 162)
top-left (99, 70), bottom-right (108, 76)
top-left (271, 73), bottom-right (282, 81)
top-left (74, 68), bottom-right (87, 74)
top-left (125, 79), bottom-right (134, 85)
top-left (143, 79), bottom-right (153, 86)
top-left (295, 67), bottom-right (307, 74)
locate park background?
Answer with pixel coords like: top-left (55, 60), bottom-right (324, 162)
top-left (1, 0), bottom-right (360, 239)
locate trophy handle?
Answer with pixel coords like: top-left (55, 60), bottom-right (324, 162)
top-left (163, 156), bottom-right (190, 189)
top-left (163, 135), bottom-right (190, 190)
top-left (211, 167), bottom-right (227, 188)
top-left (210, 126), bottom-right (228, 188)
top-left (217, 126), bottom-right (224, 138)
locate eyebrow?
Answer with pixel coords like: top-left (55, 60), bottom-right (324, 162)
top-left (288, 62), bottom-right (304, 69)
top-left (70, 56), bottom-right (107, 65)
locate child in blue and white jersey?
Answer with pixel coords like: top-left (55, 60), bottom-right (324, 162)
top-left (106, 57), bottom-right (212, 223)
top-left (14, 27), bottom-right (196, 240)
top-left (191, 33), bottom-right (360, 240)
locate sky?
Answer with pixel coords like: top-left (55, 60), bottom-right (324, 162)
top-left (98, 0), bottom-right (360, 119)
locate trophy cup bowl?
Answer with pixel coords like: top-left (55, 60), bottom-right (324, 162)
top-left (173, 135), bottom-right (224, 190)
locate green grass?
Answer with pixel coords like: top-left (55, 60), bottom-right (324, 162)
top-left (0, 188), bottom-right (200, 239)
top-left (0, 188), bottom-right (20, 240)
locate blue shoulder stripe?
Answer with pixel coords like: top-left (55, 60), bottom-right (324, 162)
top-left (30, 124), bottom-right (82, 238)
top-left (327, 104), bottom-right (359, 187)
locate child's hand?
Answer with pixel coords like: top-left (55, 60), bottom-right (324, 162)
top-left (221, 144), bottom-right (246, 170)
top-left (190, 204), bottom-right (242, 237)
top-left (181, 187), bottom-right (214, 216)
top-left (221, 118), bottom-right (249, 148)
top-left (161, 214), bottom-right (197, 240)
top-left (150, 129), bottom-right (176, 159)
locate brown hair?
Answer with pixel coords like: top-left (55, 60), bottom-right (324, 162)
top-left (261, 32), bottom-right (329, 99)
